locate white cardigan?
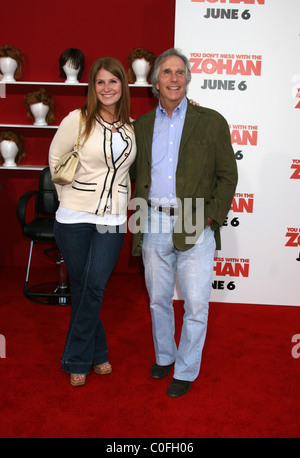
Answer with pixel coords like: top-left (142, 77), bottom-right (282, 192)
top-left (49, 109), bottom-right (136, 217)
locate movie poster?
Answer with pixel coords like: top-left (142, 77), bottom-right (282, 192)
top-left (174, 0), bottom-right (300, 306)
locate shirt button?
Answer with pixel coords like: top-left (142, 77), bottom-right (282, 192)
top-left (169, 176), bottom-right (172, 179)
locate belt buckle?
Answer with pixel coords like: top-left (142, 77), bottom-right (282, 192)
top-left (163, 206), bottom-right (174, 216)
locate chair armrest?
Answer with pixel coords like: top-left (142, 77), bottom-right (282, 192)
top-left (17, 190), bottom-right (38, 227)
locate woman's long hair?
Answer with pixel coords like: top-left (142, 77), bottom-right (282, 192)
top-left (80, 57), bottom-right (131, 142)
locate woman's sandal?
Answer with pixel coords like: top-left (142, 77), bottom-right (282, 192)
top-left (70, 374), bottom-right (86, 387)
top-left (94, 361), bottom-right (112, 375)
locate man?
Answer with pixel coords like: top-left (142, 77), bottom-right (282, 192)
top-left (131, 48), bottom-right (238, 398)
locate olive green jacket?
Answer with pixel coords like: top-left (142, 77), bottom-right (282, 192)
top-left (130, 101), bottom-right (238, 255)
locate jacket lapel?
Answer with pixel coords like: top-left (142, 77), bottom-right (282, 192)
top-left (141, 102), bottom-right (203, 163)
top-left (142, 109), bottom-right (156, 164)
top-left (178, 103), bottom-right (202, 159)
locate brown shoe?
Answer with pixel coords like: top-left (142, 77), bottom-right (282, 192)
top-left (94, 361), bottom-right (112, 375)
top-left (70, 374), bottom-right (86, 387)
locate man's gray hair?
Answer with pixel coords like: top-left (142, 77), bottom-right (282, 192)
top-left (151, 48), bottom-right (191, 98)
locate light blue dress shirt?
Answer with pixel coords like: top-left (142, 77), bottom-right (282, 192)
top-left (148, 97), bottom-right (188, 207)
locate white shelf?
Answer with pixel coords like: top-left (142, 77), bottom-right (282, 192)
top-left (0, 165), bottom-right (46, 171)
top-left (129, 83), bottom-right (151, 87)
top-left (0, 124), bottom-right (58, 129)
top-left (0, 81), bottom-right (87, 86)
top-left (0, 80), bottom-right (151, 87)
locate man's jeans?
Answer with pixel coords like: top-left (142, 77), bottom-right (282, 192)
top-left (54, 221), bottom-right (124, 374)
top-left (142, 207), bottom-right (216, 382)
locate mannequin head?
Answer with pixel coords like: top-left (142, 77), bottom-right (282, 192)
top-left (29, 103), bottom-right (50, 126)
top-left (0, 130), bottom-right (26, 166)
top-left (62, 61), bottom-right (80, 83)
top-left (24, 88), bottom-right (55, 125)
top-left (127, 47), bottom-right (156, 84)
top-left (59, 48), bottom-right (85, 82)
top-left (0, 45), bottom-right (24, 80)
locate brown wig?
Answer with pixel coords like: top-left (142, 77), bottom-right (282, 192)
top-left (80, 57), bottom-right (132, 143)
top-left (127, 47), bottom-right (156, 84)
top-left (0, 130), bottom-right (26, 164)
top-left (0, 45), bottom-right (24, 80)
top-left (24, 88), bottom-right (55, 124)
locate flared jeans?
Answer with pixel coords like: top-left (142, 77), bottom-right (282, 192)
top-left (142, 207), bottom-right (216, 382)
top-left (54, 221), bottom-right (125, 374)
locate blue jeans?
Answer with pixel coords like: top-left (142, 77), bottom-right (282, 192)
top-left (142, 207), bottom-right (216, 382)
top-left (54, 221), bottom-right (125, 374)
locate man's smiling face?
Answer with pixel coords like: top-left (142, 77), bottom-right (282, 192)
top-left (156, 55), bottom-right (187, 110)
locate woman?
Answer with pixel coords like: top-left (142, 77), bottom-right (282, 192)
top-left (49, 57), bottom-right (136, 386)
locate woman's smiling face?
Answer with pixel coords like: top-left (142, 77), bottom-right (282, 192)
top-left (95, 68), bottom-right (122, 114)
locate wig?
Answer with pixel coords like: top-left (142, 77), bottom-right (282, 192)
top-left (0, 45), bottom-right (24, 79)
top-left (59, 48), bottom-right (85, 81)
top-left (24, 88), bottom-right (55, 124)
top-left (0, 130), bottom-right (26, 164)
top-left (127, 47), bottom-right (156, 84)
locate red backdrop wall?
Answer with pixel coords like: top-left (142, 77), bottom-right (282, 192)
top-left (0, 0), bottom-right (175, 271)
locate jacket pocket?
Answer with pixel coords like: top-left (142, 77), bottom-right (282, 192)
top-left (117, 184), bottom-right (128, 213)
top-left (72, 180), bottom-right (97, 192)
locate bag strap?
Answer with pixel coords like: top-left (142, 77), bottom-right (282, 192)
top-left (74, 112), bottom-right (83, 152)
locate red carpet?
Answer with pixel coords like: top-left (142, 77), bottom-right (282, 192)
top-left (1, 265), bottom-right (300, 438)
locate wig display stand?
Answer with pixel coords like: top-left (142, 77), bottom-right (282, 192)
top-left (63, 60), bottom-right (80, 84)
top-left (132, 59), bottom-right (151, 85)
top-left (30, 102), bottom-right (49, 126)
top-left (0, 57), bottom-right (18, 81)
top-left (0, 140), bottom-right (18, 166)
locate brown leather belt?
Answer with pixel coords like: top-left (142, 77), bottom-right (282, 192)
top-left (147, 201), bottom-right (178, 216)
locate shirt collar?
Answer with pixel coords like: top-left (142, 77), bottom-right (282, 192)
top-left (157, 96), bottom-right (188, 117)
top-left (96, 116), bottom-right (123, 130)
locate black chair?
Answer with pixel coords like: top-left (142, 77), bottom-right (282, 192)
top-left (17, 167), bottom-right (71, 305)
